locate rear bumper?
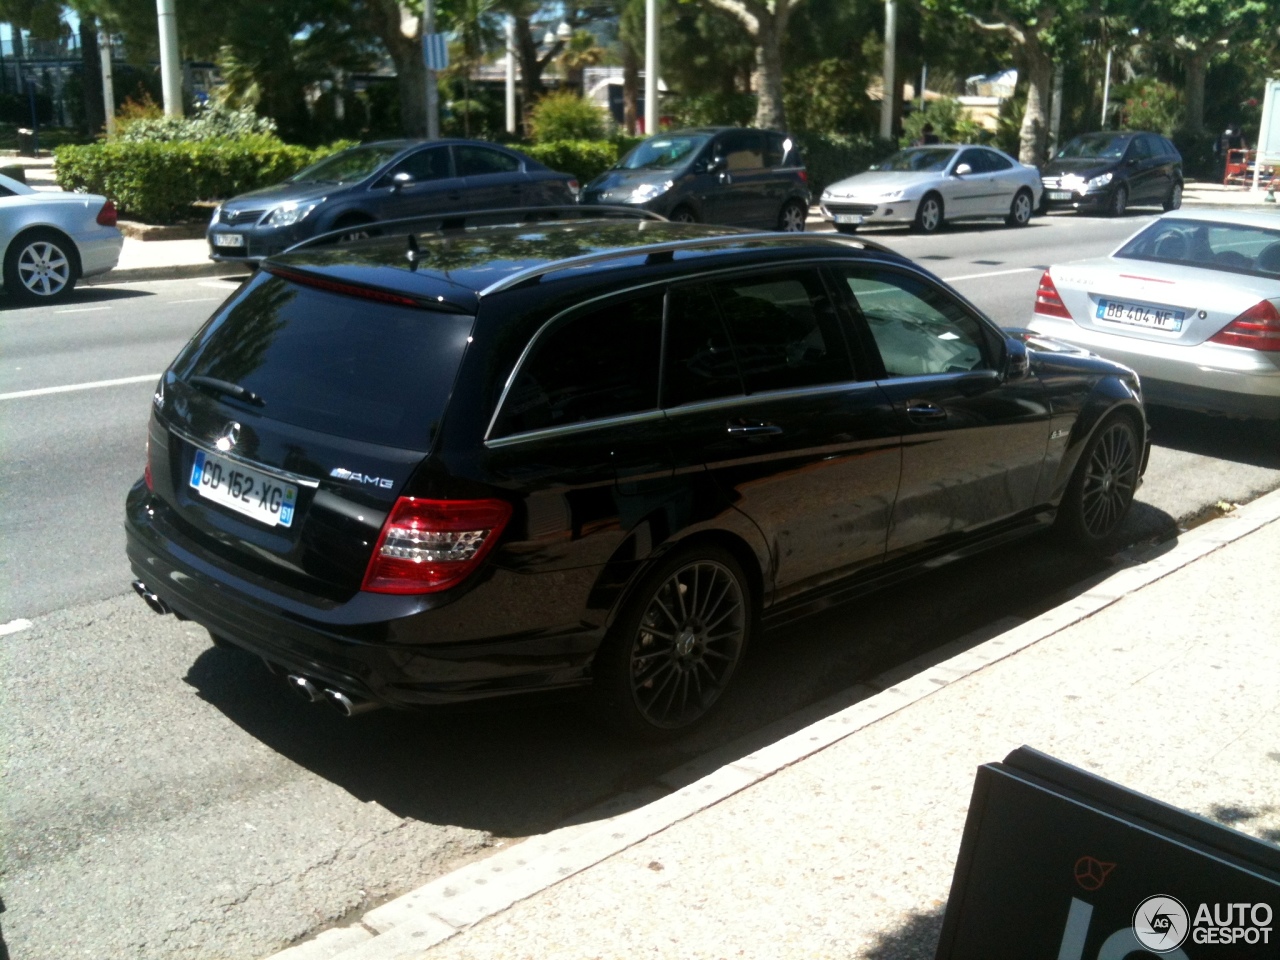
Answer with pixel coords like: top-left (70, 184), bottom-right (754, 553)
top-left (125, 482), bottom-right (600, 708)
top-left (79, 230), bottom-right (123, 277)
top-left (1027, 315), bottom-right (1280, 419)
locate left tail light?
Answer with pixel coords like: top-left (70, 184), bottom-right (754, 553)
top-left (362, 497), bottom-right (513, 594)
top-left (568, 179), bottom-right (581, 198)
top-left (144, 434), bottom-right (154, 491)
top-left (1034, 270), bottom-right (1072, 319)
top-left (97, 200), bottom-right (118, 227)
top-left (1208, 299), bottom-right (1280, 352)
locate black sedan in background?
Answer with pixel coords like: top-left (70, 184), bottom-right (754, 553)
top-left (1040, 131), bottom-right (1183, 217)
top-left (206, 139), bottom-right (580, 262)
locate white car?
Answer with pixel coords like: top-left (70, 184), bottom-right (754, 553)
top-left (819, 145), bottom-right (1043, 235)
top-left (0, 172), bottom-right (123, 304)
top-left (1028, 208), bottom-right (1280, 420)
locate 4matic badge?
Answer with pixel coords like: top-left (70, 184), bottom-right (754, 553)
top-left (329, 467), bottom-right (394, 489)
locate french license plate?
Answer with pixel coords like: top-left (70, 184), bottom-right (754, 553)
top-left (833, 213), bottom-right (865, 224)
top-left (1096, 299), bottom-right (1185, 332)
top-left (1047, 190), bottom-right (1072, 200)
top-left (211, 232), bottom-right (244, 248)
top-left (190, 448), bottom-right (297, 527)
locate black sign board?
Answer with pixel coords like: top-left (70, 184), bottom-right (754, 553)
top-left (935, 747), bottom-right (1280, 959)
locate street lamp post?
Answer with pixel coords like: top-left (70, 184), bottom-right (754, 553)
top-left (644, 0), bottom-right (658, 134)
top-left (505, 17), bottom-right (516, 134)
top-left (880, 0), bottom-right (896, 141)
top-left (154, 0), bottom-right (182, 117)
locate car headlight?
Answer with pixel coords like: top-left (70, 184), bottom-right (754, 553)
top-left (1086, 172), bottom-right (1114, 191)
top-left (1061, 175), bottom-right (1086, 193)
top-left (210, 204), bottom-right (223, 226)
top-left (628, 181), bottom-right (673, 203)
top-left (877, 189), bottom-right (905, 201)
top-left (265, 201), bottom-right (320, 227)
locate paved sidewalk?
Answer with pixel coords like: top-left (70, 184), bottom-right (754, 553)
top-left (268, 489), bottom-right (1280, 960)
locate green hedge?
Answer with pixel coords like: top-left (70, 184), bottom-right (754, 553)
top-left (798, 133), bottom-right (900, 195)
top-left (54, 136), bottom-right (353, 223)
top-left (523, 139), bottom-right (624, 184)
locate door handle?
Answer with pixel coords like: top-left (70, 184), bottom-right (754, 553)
top-left (906, 401), bottom-right (947, 422)
top-left (726, 419), bottom-right (782, 436)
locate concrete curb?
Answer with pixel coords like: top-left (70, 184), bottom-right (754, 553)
top-left (263, 488), bottom-right (1280, 960)
top-left (83, 262), bottom-right (251, 285)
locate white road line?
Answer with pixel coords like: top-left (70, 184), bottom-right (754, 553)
top-left (0, 619), bottom-right (33, 637)
top-left (171, 297), bottom-right (220, 304)
top-left (54, 306), bottom-right (112, 314)
top-left (941, 267), bottom-right (1039, 282)
top-left (0, 373), bottom-right (160, 402)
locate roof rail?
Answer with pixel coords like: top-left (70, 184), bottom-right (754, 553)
top-left (477, 230), bottom-right (905, 297)
top-left (283, 205), bottom-right (665, 255)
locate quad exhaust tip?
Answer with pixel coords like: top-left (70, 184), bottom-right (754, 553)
top-left (322, 688), bottom-right (381, 717)
top-left (131, 579), bottom-right (171, 616)
top-left (286, 674), bottom-right (324, 703)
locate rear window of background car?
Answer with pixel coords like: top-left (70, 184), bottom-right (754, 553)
top-left (1117, 219), bottom-right (1280, 277)
top-left (455, 146), bottom-right (521, 176)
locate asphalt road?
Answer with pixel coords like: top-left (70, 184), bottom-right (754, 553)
top-left (3, 213), bottom-right (1279, 960)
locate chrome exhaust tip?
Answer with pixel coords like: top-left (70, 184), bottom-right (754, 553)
top-left (286, 674), bottom-right (323, 703)
top-left (131, 579), bottom-right (171, 615)
top-left (322, 688), bottom-right (381, 717)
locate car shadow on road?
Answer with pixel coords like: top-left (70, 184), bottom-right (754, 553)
top-left (183, 506), bottom-right (1176, 843)
top-left (0, 286), bottom-right (153, 311)
top-left (1146, 407), bottom-right (1280, 470)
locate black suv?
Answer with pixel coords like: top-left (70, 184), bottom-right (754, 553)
top-left (127, 210), bottom-right (1147, 737)
top-left (1041, 131), bottom-right (1183, 216)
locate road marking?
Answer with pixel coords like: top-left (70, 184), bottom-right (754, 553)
top-left (942, 267), bottom-right (1038, 282)
top-left (0, 373), bottom-right (159, 401)
top-left (54, 306), bottom-right (112, 314)
top-left (0, 619), bottom-right (32, 636)
top-left (171, 297), bottom-right (220, 304)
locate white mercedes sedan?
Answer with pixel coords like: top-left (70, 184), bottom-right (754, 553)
top-left (1028, 209), bottom-right (1280, 420)
top-left (818, 145), bottom-right (1043, 235)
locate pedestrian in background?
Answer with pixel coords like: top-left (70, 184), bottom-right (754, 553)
top-left (916, 122), bottom-right (940, 146)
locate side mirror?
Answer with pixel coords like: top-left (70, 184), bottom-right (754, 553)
top-left (391, 171), bottom-right (415, 191)
top-left (707, 156), bottom-right (727, 175)
top-left (1004, 336), bottom-right (1030, 381)
top-left (954, 163), bottom-right (973, 177)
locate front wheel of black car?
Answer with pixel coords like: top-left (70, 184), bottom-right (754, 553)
top-left (1108, 185), bottom-right (1128, 218)
top-left (1163, 181), bottom-right (1183, 211)
top-left (777, 200), bottom-right (807, 232)
top-left (1056, 414), bottom-right (1140, 552)
top-left (669, 205), bottom-right (698, 224)
top-left (594, 545), bottom-right (751, 739)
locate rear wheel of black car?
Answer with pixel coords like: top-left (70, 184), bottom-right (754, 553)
top-left (1006, 189), bottom-right (1034, 227)
top-left (1107, 185), bottom-right (1128, 218)
top-left (1056, 414), bottom-right (1140, 552)
top-left (777, 199), bottom-right (807, 232)
top-left (1163, 181), bottom-right (1183, 212)
top-left (669, 205), bottom-right (698, 224)
top-left (594, 545), bottom-right (751, 739)
top-left (912, 193), bottom-right (944, 234)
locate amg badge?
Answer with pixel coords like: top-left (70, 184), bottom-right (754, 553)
top-left (330, 467), bottom-right (394, 489)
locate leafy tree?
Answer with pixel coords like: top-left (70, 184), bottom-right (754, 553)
top-left (700, 0), bottom-right (809, 129)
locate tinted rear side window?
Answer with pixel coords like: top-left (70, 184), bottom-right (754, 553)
top-left (171, 275), bottom-right (473, 449)
top-left (494, 293), bottom-right (663, 436)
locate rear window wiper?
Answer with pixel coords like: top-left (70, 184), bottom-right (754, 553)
top-left (188, 375), bottom-right (266, 407)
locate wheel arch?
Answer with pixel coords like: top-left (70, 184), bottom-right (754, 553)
top-left (5, 223), bottom-right (83, 277)
top-left (1047, 383), bottom-right (1146, 505)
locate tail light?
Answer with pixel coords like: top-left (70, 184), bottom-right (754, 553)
top-left (362, 498), bottom-right (512, 594)
top-left (1034, 270), bottom-right (1072, 319)
top-left (797, 169), bottom-right (808, 184)
top-left (97, 200), bottom-right (118, 227)
top-left (567, 179), bottom-right (580, 197)
top-left (144, 434), bottom-right (153, 491)
top-left (1208, 299), bottom-right (1280, 352)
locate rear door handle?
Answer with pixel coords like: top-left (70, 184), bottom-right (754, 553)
top-left (727, 419), bottom-right (783, 436)
top-left (906, 401), bottom-right (947, 422)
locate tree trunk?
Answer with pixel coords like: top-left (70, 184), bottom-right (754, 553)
top-left (390, 38), bottom-right (427, 136)
top-left (753, 17), bottom-right (785, 129)
top-left (1181, 48), bottom-right (1207, 134)
top-left (1018, 38), bottom-right (1053, 165)
top-left (11, 24), bottom-right (23, 60)
top-left (79, 15), bottom-right (104, 135)
top-left (622, 39), bottom-right (638, 135)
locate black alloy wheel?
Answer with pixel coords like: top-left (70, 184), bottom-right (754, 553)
top-left (777, 199), bottom-right (807, 232)
top-left (1108, 184), bottom-right (1128, 218)
top-left (333, 217), bottom-right (378, 243)
top-left (4, 228), bottom-right (79, 304)
top-left (912, 193), bottom-right (944, 234)
top-left (595, 546), bottom-right (750, 738)
top-left (1056, 415), bottom-right (1140, 551)
top-left (1006, 189), bottom-right (1034, 227)
top-left (669, 206), bottom-right (698, 224)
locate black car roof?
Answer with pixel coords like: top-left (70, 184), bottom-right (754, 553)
top-left (269, 221), bottom-right (904, 312)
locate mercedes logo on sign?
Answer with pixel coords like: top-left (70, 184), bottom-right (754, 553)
top-left (215, 421), bottom-right (241, 452)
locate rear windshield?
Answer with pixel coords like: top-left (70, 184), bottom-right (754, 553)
top-left (170, 274), bottom-right (473, 449)
top-left (1115, 218), bottom-right (1280, 278)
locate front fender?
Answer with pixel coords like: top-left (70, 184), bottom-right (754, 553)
top-left (1045, 374), bottom-right (1146, 505)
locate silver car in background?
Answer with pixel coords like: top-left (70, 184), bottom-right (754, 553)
top-left (0, 172), bottom-right (122, 304)
top-left (818, 145), bottom-right (1043, 235)
top-left (1028, 209), bottom-right (1280, 419)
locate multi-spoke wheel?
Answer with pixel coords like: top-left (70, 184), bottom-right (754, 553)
top-left (777, 199), bottom-right (807, 232)
top-left (1056, 414), bottom-right (1140, 551)
top-left (594, 546), bottom-right (751, 738)
top-left (669, 206), bottom-right (698, 224)
top-left (1108, 185), bottom-right (1128, 218)
top-left (1006, 188), bottom-right (1034, 227)
top-left (1163, 181), bottom-right (1183, 212)
top-left (912, 193), bottom-right (943, 234)
top-left (4, 228), bottom-right (78, 304)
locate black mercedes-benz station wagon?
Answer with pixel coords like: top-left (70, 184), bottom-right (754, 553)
top-left (126, 210), bottom-right (1148, 738)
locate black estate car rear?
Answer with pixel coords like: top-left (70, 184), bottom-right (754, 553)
top-left (128, 215), bottom-right (1148, 737)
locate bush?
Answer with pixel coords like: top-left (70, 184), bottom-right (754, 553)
top-left (55, 136), bottom-right (353, 223)
top-left (797, 133), bottom-right (899, 194)
top-left (901, 98), bottom-right (991, 146)
top-left (528, 92), bottom-right (606, 143)
top-left (664, 93), bottom-right (755, 129)
top-left (115, 102), bottom-right (279, 143)
top-left (523, 139), bottom-right (623, 183)
top-left (1118, 79), bottom-right (1182, 137)
top-left (783, 60), bottom-right (875, 136)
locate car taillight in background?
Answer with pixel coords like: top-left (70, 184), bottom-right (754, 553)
top-left (144, 434), bottom-right (153, 491)
top-left (797, 169), bottom-right (808, 184)
top-left (97, 200), bottom-right (118, 227)
top-left (362, 497), bottom-right (513, 594)
top-left (1208, 299), bottom-right (1280, 352)
top-left (567, 179), bottom-right (580, 198)
top-left (1034, 270), bottom-right (1072, 319)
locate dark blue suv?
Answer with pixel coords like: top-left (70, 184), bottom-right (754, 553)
top-left (207, 139), bottom-right (579, 262)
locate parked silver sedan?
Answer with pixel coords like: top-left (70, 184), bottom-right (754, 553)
top-left (0, 172), bottom-right (122, 304)
top-left (1028, 209), bottom-right (1280, 419)
top-left (818, 145), bottom-right (1043, 235)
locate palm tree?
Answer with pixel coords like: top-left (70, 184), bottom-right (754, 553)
top-left (445, 0), bottom-right (501, 136)
top-left (557, 29), bottom-right (604, 97)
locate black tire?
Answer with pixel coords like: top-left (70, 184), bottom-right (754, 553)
top-left (777, 199), bottom-right (807, 232)
top-left (1108, 184), bottom-right (1128, 218)
top-left (332, 216), bottom-right (379, 243)
top-left (1055, 413), bottom-right (1141, 552)
top-left (1163, 181), bottom-right (1183, 212)
top-left (912, 193), bottom-right (944, 234)
top-left (593, 544), bottom-right (752, 739)
top-left (834, 223), bottom-right (859, 235)
top-left (669, 205), bottom-right (698, 224)
top-left (1006, 188), bottom-right (1034, 227)
top-left (4, 228), bottom-right (79, 304)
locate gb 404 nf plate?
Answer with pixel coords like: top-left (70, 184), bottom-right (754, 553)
top-left (1096, 298), bottom-right (1185, 332)
top-left (190, 447), bottom-right (297, 527)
